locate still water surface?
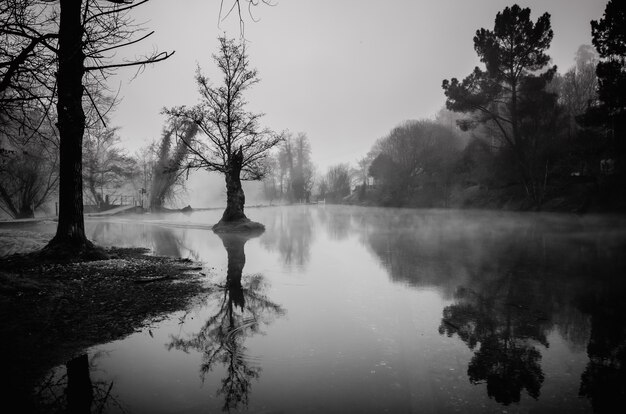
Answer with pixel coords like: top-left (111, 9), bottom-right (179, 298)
top-left (39, 206), bottom-right (626, 413)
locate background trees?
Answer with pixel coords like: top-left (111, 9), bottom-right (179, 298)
top-left (149, 118), bottom-right (196, 211)
top-left (0, 102), bottom-right (59, 219)
top-left (553, 45), bottom-right (599, 137)
top-left (0, 2), bottom-right (59, 219)
top-left (167, 37), bottom-right (281, 226)
top-left (323, 164), bottom-right (352, 203)
top-left (0, 138), bottom-right (58, 218)
top-left (262, 132), bottom-right (315, 203)
top-left (82, 125), bottom-right (136, 208)
top-left (365, 120), bottom-right (462, 207)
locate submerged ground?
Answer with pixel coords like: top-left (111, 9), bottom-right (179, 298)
top-left (1, 206), bottom-right (625, 413)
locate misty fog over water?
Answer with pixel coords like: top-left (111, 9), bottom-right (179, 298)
top-left (33, 206), bottom-right (626, 413)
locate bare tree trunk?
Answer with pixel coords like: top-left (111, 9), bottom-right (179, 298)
top-left (220, 148), bottom-right (247, 223)
top-left (48, 1), bottom-right (89, 249)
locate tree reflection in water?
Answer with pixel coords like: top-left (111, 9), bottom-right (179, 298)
top-left (578, 281), bottom-right (626, 413)
top-left (260, 206), bottom-right (315, 267)
top-left (34, 353), bottom-right (124, 413)
top-left (91, 221), bottom-right (201, 260)
top-left (439, 275), bottom-right (551, 406)
top-left (168, 231), bottom-right (285, 412)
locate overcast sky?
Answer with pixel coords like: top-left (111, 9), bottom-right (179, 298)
top-left (109, 0), bottom-right (608, 172)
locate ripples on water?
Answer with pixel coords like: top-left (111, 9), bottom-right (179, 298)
top-left (36, 206), bottom-right (626, 413)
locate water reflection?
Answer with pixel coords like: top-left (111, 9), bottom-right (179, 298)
top-left (90, 221), bottom-right (201, 259)
top-left (578, 279), bottom-right (626, 413)
top-left (35, 206), bottom-right (626, 412)
top-left (260, 206), bottom-right (315, 267)
top-left (317, 206), bottom-right (353, 240)
top-left (348, 207), bottom-right (626, 410)
top-left (35, 353), bottom-right (123, 413)
top-left (439, 281), bottom-right (550, 405)
top-left (168, 231), bottom-right (285, 412)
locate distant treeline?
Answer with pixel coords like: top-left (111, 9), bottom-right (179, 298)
top-left (284, 2), bottom-right (625, 213)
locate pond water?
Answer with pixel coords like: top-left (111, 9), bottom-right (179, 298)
top-left (37, 206), bottom-right (626, 413)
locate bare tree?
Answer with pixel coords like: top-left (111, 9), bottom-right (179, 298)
top-left (166, 36), bottom-right (282, 229)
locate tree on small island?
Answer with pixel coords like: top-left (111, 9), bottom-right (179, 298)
top-left (166, 37), bottom-right (282, 232)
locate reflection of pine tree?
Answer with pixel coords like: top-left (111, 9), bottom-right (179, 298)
top-left (168, 233), bottom-right (284, 412)
top-left (468, 336), bottom-right (543, 404)
top-left (439, 276), bottom-right (551, 406)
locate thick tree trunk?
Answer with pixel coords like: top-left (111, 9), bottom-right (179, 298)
top-left (220, 149), bottom-right (247, 223)
top-left (48, 1), bottom-right (89, 248)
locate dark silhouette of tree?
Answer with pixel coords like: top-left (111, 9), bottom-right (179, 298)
top-left (442, 4), bottom-right (557, 205)
top-left (168, 231), bottom-right (284, 412)
top-left (166, 37), bottom-right (281, 228)
top-left (580, 0), bottom-right (626, 159)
